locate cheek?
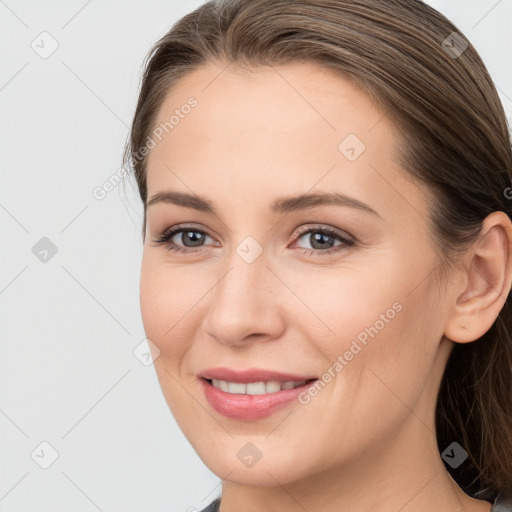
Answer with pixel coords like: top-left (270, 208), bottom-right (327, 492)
top-left (293, 248), bottom-right (437, 361)
top-left (282, 263), bottom-right (403, 355)
top-left (139, 258), bottom-right (163, 341)
top-left (302, 262), bottom-right (440, 412)
top-left (139, 255), bottom-right (201, 421)
top-left (296, 292), bottom-right (439, 468)
top-left (139, 255), bottom-right (185, 356)
top-left (139, 253), bottom-right (213, 367)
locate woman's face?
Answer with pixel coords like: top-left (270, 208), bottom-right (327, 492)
top-left (140, 61), bottom-right (453, 485)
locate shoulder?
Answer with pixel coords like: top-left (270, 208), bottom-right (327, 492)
top-left (491, 484), bottom-right (512, 511)
top-left (198, 497), bottom-right (221, 512)
top-left (196, 491), bottom-right (512, 512)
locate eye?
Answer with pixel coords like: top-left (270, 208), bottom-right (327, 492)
top-left (291, 225), bottom-right (355, 257)
top-left (151, 225), bottom-right (216, 254)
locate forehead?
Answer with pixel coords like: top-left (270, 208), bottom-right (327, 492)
top-left (150, 60), bottom-right (387, 150)
top-left (145, 61), bottom-right (430, 225)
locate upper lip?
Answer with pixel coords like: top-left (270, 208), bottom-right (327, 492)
top-left (198, 367), bottom-right (318, 383)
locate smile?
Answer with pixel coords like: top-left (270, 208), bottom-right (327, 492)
top-left (209, 379), bottom-right (310, 394)
top-left (197, 367), bottom-right (319, 420)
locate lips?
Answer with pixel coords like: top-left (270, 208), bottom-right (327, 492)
top-left (197, 367), bottom-right (319, 420)
top-left (198, 367), bottom-right (318, 383)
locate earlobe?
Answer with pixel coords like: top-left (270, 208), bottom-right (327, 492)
top-left (444, 211), bottom-right (512, 344)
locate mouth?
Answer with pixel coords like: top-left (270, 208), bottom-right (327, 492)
top-left (199, 376), bottom-right (319, 420)
top-left (203, 378), bottom-right (317, 395)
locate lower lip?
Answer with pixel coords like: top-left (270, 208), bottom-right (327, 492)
top-left (200, 378), bottom-right (318, 420)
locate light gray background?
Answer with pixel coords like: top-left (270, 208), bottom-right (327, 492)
top-left (1, 1), bottom-right (511, 511)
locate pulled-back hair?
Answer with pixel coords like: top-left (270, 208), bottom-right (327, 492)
top-left (123, 0), bottom-right (512, 500)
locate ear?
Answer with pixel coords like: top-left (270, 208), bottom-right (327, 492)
top-left (444, 211), bottom-right (512, 343)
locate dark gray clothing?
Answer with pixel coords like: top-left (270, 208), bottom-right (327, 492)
top-left (199, 497), bottom-right (220, 512)
top-left (199, 488), bottom-right (512, 512)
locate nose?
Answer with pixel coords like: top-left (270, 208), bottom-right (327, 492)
top-left (201, 254), bottom-right (286, 347)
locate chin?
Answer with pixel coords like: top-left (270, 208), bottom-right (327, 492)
top-left (187, 432), bottom-right (318, 487)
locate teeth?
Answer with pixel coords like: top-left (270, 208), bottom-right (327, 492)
top-left (210, 379), bottom-right (308, 394)
top-left (247, 382), bottom-right (266, 395)
top-left (265, 381), bottom-right (281, 393)
top-left (228, 382), bottom-right (246, 394)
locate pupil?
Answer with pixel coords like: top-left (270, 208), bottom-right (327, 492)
top-left (184, 231), bottom-right (204, 247)
top-left (311, 232), bottom-right (333, 249)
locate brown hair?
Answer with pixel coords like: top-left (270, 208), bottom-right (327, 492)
top-left (123, 0), bottom-right (512, 500)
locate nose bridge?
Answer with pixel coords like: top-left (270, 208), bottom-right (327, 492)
top-left (202, 242), bottom-right (283, 345)
top-left (216, 229), bottom-right (271, 304)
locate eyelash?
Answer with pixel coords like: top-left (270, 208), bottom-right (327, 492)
top-left (151, 224), bottom-right (355, 257)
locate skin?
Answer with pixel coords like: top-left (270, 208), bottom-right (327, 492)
top-left (139, 60), bottom-right (512, 512)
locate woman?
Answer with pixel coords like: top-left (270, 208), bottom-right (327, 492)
top-left (123, 0), bottom-right (512, 510)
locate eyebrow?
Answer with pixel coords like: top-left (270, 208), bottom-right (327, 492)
top-left (146, 190), bottom-right (382, 218)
